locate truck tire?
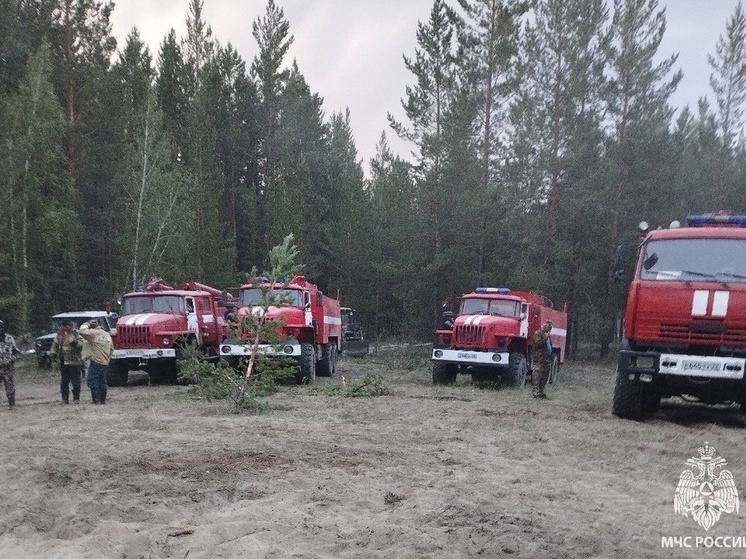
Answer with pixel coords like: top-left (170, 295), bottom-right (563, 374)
top-left (507, 353), bottom-right (527, 388)
top-left (107, 362), bottom-right (128, 387)
top-left (432, 362), bottom-right (457, 384)
top-left (641, 388), bottom-right (662, 412)
top-left (548, 353), bottom-right (560, 384)
top-left (297, 342), bottom-right (316, 384)
top-left (612, 366), bottom-right (643, 420)
top-left (317, 343), bottom-right (336, 377)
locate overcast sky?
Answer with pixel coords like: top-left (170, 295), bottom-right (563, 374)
top-left (110, 0), bottom-right (743, 174)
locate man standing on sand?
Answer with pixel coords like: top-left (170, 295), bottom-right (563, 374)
top-left (51, 320), bottom-right (84, 404)
top-left (531, 320), bottom-right (553, 399)
top-left (79, 319), bottom-right (113, 405)
top-left (0, 319), bottom-right (21, 409)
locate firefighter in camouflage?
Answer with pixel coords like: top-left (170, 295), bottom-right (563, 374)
top-left (0, 319), bottom-right (20, 408)
top-left (531, 320), bottom-right (553, 399)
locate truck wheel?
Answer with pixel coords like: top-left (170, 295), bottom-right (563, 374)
top-left (107, 362), bottom-right (128, 387)
top-left (548, 354), bottom-right (560, 384)
top-left (329, 343), bottom-right (337, 376)
top-left (432, 362), bottom-right (457, 384)
top-left (641, 388), bottom-right (662, 412)
top-left (316, 343), bottom-right (335, 377)
top-left (297, 343), bottom-right (316, 384)
top-left (507, 353), bottom-right (527, 388)
top-left (612, 367), bottom-right (643, 420)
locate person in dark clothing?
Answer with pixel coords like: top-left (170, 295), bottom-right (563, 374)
top-left (0, 319), bottom-right (21, 409)
top-left (531, 320), bottom-right (553, 399)
top-left (79, 320), bottom-right (113, 405)
top-left (51, 319), bottom-right (84, 404)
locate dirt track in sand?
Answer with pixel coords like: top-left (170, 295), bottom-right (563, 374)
top-left (1, 349), bottom-right (745, 559)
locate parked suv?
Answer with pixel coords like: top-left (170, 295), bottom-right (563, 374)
top-left (35, 311), bottom-right (118, 368)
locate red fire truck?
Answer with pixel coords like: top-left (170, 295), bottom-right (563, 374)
top-left (613, 213), bottom-right (746, 419)
top-left (432, 287), bottom-right (567, 386)
top-left (110, 278), bottom-right (234, 385)
top-left (219, 275), bottom-right (342, 383)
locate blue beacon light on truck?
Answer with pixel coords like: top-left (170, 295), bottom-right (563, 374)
top-left (475, 287), bottom-right (511, 294)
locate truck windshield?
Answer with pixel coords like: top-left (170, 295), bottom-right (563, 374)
top-left (239, 288), bottom-right (303, 307)
top-left (640, 238), bottom-right (746, 282)
top-left (461, 298), bottom-right (520, 317)
top-left (122, 295), bottom-right (185, 314)
top-left (50, 316), bottom-right (109, 332)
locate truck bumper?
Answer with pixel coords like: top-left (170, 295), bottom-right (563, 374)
top-left (112, 348), bottom-right (176, 360)
top-left (220, 340), bottom-right (302, 358)
top-left (431, 348), bottom-right (509, 366)
top-left (618, 350), bottom-right (745, 381)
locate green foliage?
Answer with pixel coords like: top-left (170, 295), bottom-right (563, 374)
top-left (179, 357), bottom-right (236, 401)
top-left (1, 0), bottom-right (745, 361)
top-left (179, 234), bottom-right (303, 412)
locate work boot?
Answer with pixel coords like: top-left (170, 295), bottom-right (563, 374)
top-left (8, 395), bottom-right (15, 408)
top-left (99, 389), bottom-right (107, 405)
top-left (61, 398), bottom-right (69, 405)
top-left (91, 390), bottom-right (100, 405)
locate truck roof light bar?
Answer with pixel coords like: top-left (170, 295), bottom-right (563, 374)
top-left (475, 287), bottom-right (511, 294)
top-left (686, 214), bottom-right (746, 227)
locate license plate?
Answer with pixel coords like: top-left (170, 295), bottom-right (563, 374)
top-left (457, 352), bottom-right (477, 360)
top-left (123, 349), bottom-right (144, 357)
top-left (682, 361), bottom-right (720, 372)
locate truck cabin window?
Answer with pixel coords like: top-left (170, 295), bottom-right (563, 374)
top-left (640, 238), bottom-right (746, 282)
top-left (461, 298), bottom-right (520, 317)
top-left (239, 288), bottom-right (303, 307)
top-left (123, 295), bottom-right (185, 314)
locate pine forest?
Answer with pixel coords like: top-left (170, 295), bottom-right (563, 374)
top-left (2, 0), bottom-right (746, 358)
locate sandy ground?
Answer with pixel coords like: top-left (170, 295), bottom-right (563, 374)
top-left (1, 348), bottom-right (745, 559)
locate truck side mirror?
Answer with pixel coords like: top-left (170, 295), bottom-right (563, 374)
top-left (441, 310), bottom-right (454, 328)
top-left (612, 243), bottom-right (625, 283)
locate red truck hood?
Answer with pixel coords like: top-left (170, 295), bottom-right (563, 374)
top-left (454, 314), bottom-right (520, 333)
top-left (237, 306), bottom-right (306, 328)
top-left (627, 282), bottom-right (746, 344)
top-left (116, 313), bottom-right (184, 331)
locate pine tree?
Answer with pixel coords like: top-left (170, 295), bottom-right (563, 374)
top-left (389, 0), bottom-right (464, 326)
top-left (156, 29), bottom-right (189, 161)
top-left (602, 0), bottom-right (681, 355)
top-left (0, 43), bottom-right (69, 330)
top-left (709, 1), bottom-right (746, 151)
top-left (457, 0), bottom-right (527, 280)
top-left (251, 0), bottom-right (294, 262)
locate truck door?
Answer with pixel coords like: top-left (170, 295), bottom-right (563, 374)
top-left (185, 296), bottom-right (199, 341)
top-left (520, 303), bottom-right (529, 338)
top-left (304, 291), bottom-right (313, 327)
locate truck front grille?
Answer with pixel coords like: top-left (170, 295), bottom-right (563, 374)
top-left (455, 324), bottom-right (486, 346)
top-left (659, 321), bottom-right (746, 345)
top-left (116, 325), bottom-right (151, 347)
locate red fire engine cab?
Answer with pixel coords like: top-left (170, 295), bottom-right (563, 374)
top-left (219, 275), bottom-right (342, 384)
top-left (110, 278), bottom-right (234, 385)
top-left (432, 287), bottom-right (567, 386)
top-left (613, 213), bottom-right (746, 419)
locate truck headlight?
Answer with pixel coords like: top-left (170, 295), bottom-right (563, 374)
top-left (434, 350), bottom-right (443, 358)
top-left (492, 354), bottom-right (502, 363)
top-left (162, 337), bottom-right (170, 346)
top-left (221, 345), bottom-right (231, 354)
top-left (283, 345), bottom-right (294, 355)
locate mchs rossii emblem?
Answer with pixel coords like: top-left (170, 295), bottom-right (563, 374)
top-left (674, 443), bottom-right (739, 531)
